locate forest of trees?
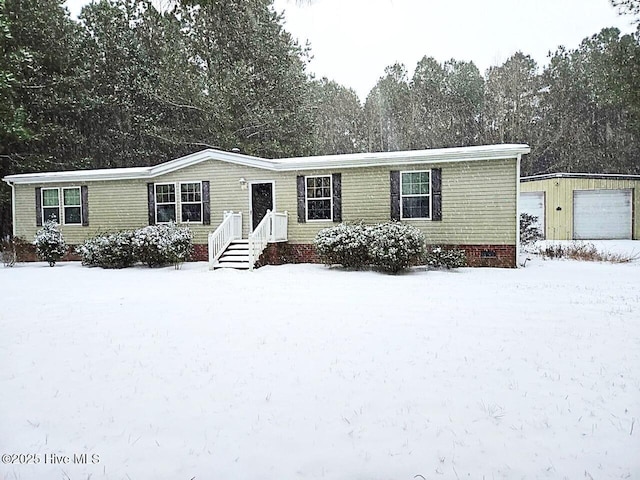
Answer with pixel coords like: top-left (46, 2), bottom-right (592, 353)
top-left (1, 0), bottom-right (639, 237)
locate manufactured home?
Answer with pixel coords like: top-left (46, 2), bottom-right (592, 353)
top-left (3, 144), bottom-right (530, 268)
top-left (520, 173), bottom-right (639, 240)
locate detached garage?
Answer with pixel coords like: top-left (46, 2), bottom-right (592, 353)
top-left (520, 173), bottom-right (639, 240)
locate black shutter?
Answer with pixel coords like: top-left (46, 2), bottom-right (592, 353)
top-left (35, 187), bottom-right (42, 226)
top-left (296, 175), bottom-right (306, 223)
top-left (431, 168), bottom-right (442, 221)
top-left (81, 186), bottom-right (89, 226)
top-left (390, 171), bottom-right (400, 221)
top-left (332, 173), bottom-right (342, 222)
top-left (147, 183), bottom-right (155, 225)
top-left (202, 181), bottom-right (210, 225)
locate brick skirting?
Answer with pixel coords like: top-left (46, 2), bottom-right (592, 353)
top-left (444, 244), bottom-right (516, 268)
top-left (191, 244), bottom-right (208, 262)
top-left (259, 243), bottom-right (516, 268)
top-left (13, 242), bottom-right (516, 268)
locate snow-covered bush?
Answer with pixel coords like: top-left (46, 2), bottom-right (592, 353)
top-left (367, 222), bottom-right (425, 274)
top-left (1, 236), bottom-right (16, 267)
top-left (424, 246), bottom-right (467, 269)
top-left (314, 223), bottom-right (370, 268)
top-left (76, 231), bottom-right (136, 269)
top-left (520, 213), bottom-right (543, 246)
top-left (34, 219), bottom-right (67, 267)
top-left (132, 222), bottom-right (193, 268)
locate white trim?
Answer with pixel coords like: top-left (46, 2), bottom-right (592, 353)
top-left (41, 187), bottom-right (61, 224)
top-left (61, 186), bottom-right (82, 226)
top-left (154, 182), bottom-right (177, 224)
top-left (248, 180), bottom-right (276, 233)
top-left (2, 144), bottom-right (531, 184)
top-left (178, 181), bottom-right (204, 224)
top-left (400, 170), bottom-right (432, 220)
top-left (304, 174), bottom-right (333, 222)
top-left (516, 154), bottom-right (521, 266)
top-left (10, 181), bottom-right (16, 237)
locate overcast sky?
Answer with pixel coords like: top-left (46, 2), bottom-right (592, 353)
top-left (65, 0), bottom-right (637, 100)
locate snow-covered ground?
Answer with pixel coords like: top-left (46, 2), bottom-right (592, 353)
top-left (1, 242), bottom-right (639, 480)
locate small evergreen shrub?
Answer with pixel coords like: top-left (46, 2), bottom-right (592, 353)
top-left (314, 223), bottom-right (370, 268)
top-left (424, 246), bottom-right (467, 269)
top-left (520, 213), bottom-right (543, 246)
top-left (367, 222), bottom-right (425, 273)
top-left (76, 231), bottom-right (136, 269)
top-left (34, 219), bottom-right (67, 267)
top-left (1, 236), bottom-right (16, 267)
top-left (77, 224), bottom-right (193, 269)
top-left (132, 223), bottom-right (193, 268)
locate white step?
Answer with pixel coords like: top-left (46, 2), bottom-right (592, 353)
top-left (214, 261), bottom-right (251, 269)
top-left (211, 239), bottom-right (256, 270)
top-left (218, 253), bottom-right (249, 262)
top-left (226, 246), bottom-right (249, 252)
top-left (221, 250), bottom-right (249, 257)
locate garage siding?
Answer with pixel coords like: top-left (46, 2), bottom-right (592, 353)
top-left (520, 177), bottom-right (639, 240)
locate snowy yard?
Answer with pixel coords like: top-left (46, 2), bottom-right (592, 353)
top-left (1, 243), bottom-right (639, 480)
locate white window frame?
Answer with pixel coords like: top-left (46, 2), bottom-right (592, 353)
top-left (400, 170), bottom-right (432, 220)
top-left (41, 187), bottom-right (61, 224)
top-left (179, 181), bottom-right (203, 224)
top-left (154, 182), bottom-right (177, 224)
top-left (305, 174), bottom-right (333, 222)
top-left (62, 186), bottom-right (82, 226)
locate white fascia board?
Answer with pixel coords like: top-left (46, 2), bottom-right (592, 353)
top-left (147, 149), bottom-right (278, 176)
top-left (2, 167), bottom-right (151, 184)
top-left (272, 144), bottom-right (531, 171)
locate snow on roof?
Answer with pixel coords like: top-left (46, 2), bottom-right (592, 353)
top-left (3, 144), bottom-right (530, 185)
top-left (521, 172), bottom-right (640, 182)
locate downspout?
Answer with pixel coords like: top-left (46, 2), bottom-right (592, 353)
top-left (515, 154), bottom-right (522, 267)
top-left (2, 179), bottom-right (16, 238)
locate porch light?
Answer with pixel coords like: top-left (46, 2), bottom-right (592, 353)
top-left (239, 178), bottom-right (248, 190)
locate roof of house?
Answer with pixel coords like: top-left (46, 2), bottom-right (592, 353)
top-left (3, 144), bottom-right (530, 185)
top-left (521, 172), bottom-right (640, 182)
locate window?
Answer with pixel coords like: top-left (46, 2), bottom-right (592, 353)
top-left (42, 188), bottom-right (60, 223)
top-left (63, 187), bottom-right (82, 225)
top-left (155, 183), bottom-right (176, 223)
top-left (401, 171), bottom-right (431, 219)
top-left (306, 175), bottom-right (332, 221)
top-left (180, 182), bottom-right (202, 223)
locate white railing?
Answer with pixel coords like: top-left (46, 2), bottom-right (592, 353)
top-left (248, 210), bottom-right (272, 270)
top-left (271, 211), bottom-right (288, 242)
top-left (247, 210), bottom-right (289, 270)
top-left (208, 211), bottom-right (242, 269)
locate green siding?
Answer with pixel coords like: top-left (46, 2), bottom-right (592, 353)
top-left (521, 177), bottom-right (639, 240)
top-left (13, 157), bottom-right (518, 246)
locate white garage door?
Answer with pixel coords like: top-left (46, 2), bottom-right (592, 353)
top-left (573, 189), bottom-right (632, 240)
top-left (520, 192), bottom-right (545, 238)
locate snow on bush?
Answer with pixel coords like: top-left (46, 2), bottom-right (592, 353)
top-left (33, 219), bottom-right (67, 267)
top-left (367, 222), bottom-right (425, 273)
top-left (520, 213), bottom-right (543, 247)
top-left (132, 222), bottom-right (193, 268)
top-left (314, 223), bottom-right (370, 268)
top-left (76, 231), bottom-right (136, 269)
top-left (424, 246), bottom-right (467, 269)
top-left (314, 222), bottom-right (425, 273)
top-left (77, 223), bottom-right (193, 269)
